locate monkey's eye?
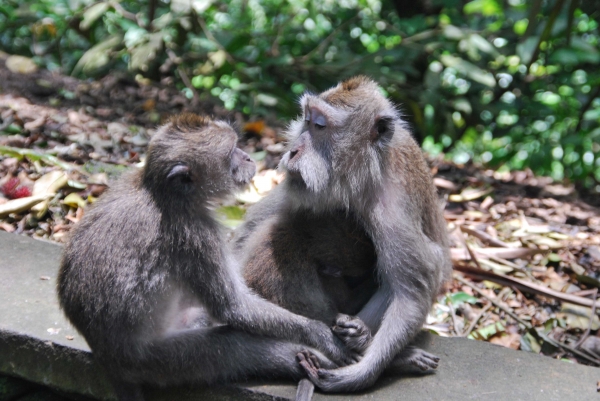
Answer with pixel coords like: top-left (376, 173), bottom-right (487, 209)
top-left (313, 115), bottom-right (326, 129)
top-left (311, 108), bottom-right (327, 130)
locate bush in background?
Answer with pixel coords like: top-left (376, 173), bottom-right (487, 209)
top-left (0, 0), bottom-right (598, 189)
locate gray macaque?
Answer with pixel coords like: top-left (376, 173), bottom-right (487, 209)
top-left (57, 114), bottom-right (361, 401)
top-left (235, 76), bottom-right (451, 393)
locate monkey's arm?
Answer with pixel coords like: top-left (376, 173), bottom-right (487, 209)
top-left (196, 252), bottom-right (358, 366)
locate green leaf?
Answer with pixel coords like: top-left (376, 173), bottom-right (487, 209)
top-left (439, 55), bottom-right (496, 87)
top-left (72, 35), bottom-right (122, 75)
top-left (0, 146), bottom-right (79, 171)
top-left (216, 205), bottom-right (246, 229)
top-left (469, 321), bottom-right (505, 340)
top-left (463, 0), bottom-right (503, 17)
top-left (250, 151), bottom-right (267, 161)
top-left (520, 331), bottom-right (541, 353)
top-left (80, 2), bottom-right (110, 31)
top-left (447, 292), bottom-right (479, 306)
top-left (130, 32), bottom-right (164, 71)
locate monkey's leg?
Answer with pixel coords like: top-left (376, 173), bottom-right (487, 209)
top-left (125, 325), bottom-right (336, 386)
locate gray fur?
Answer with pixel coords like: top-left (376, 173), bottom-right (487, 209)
top-left (57, 114), bottom-right (358, 401)
top-left (236, 77), bottom-right (451, 392)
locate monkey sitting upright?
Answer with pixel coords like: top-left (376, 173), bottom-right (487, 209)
top-left (235, 76), bottom-right (451, 393)
top-left (57, 114), bottom-right (363, 401)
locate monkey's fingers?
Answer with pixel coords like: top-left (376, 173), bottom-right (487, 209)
top-left (297, 351), bottom-right (321, 382)
top-left (333, 314), bottom-right (370, 336)
top-left (332, 314), bottom-right (372, 357)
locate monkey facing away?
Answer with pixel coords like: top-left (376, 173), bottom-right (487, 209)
top-left (235, 76), bottom-right (451, 392)
top-left (57, 114), bottom-right (362, 401)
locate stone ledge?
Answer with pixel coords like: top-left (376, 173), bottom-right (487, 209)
top-left (1, 231), bottom-right (598, 400)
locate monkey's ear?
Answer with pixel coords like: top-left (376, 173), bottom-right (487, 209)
top-left (167, 164), bottom-right (191, 182)
top-left (371, 116), bottom-right (394, 144)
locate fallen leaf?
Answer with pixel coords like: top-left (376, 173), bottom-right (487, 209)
top-left (5, 55), bottom-right (38, 74)
top-left (63, 193), bottom-right (86, 208)
top-left (451, 247), bottom-right (542, 260)
top-left (558, 303), bottom-right (600, 331)
top-left (490, 332), bottom-right (521, 349)
top-left (0, 222), bottom-right (14, 232)
top-left (448, 187), bottom-right (493, 202)
top-left (0, 194), bottom-right (51, 217)
top-left (244, 120), bottom-right (265, 135)
top-left (31, 171), bottom-right (68, 213)
top-left (434, 177), bottom-right (457, 190)
top-left (469, 321), bottom-right (505, 340)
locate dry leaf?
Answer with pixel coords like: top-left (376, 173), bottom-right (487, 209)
top-left (490, 332), bottom-right (521, 350)
top-left (0, 194), bottom-right (51, 217)
top-left (5, 55), bottom-right (38, 74)
top-left (448, 187), bottom-right (493, 202)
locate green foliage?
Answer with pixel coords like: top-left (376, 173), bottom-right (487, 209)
top-left (0, 0), bottom-right (598, 187)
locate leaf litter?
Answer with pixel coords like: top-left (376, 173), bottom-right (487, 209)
top-left (1, 57), bottom-right (600, 367)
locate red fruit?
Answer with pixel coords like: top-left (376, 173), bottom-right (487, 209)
top-left (13, 186), bottom-right (32, 198)
top-left (1, 177), bottom-right (32, 199)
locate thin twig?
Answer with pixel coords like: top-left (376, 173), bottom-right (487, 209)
top-left (455, 272), bottom-right (600, 365)
top-left (166, 49), bottom-right (199, 107)
top-left (454, 263), bottom-right (600, 311)
top-left (460, 225), bottom-right (510, 248)
top-left (462, 303), bottom-right (492, 338)
top-left (526, 0), bottom-right (566, 73)
top-left (109, 1), bottom-right (140, 25)
top-left (447, 296), bottom-right (463, 336)
top-left (147, 0), bottom-right (157, 29)
top-left (454, 273), bottom-right (530, 328)
top-left (575, 288), bottom-right (598, 348)
top-left (196, 16), bottom-right (235, 64)
top-left (537, 330), bottom-right (600, 365)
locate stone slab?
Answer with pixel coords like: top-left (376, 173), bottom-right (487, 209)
top-left (1, 231), bottom-right (599, 400)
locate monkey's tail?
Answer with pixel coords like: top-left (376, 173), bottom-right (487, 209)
top-left (295, 378), bottom-right (315, 401)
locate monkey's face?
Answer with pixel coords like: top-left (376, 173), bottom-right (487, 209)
top-left (280, 76), bottom-right (400, 208)
top-left (144, 115), bottom-right (256, 202)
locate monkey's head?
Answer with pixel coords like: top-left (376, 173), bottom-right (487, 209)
top-left (143, 114), bottom-right (256, 204)
top-left (280, 76), bottom-right (405, 209)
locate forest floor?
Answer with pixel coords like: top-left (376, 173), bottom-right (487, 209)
top-left (2, 53), bottom-right (600, 369)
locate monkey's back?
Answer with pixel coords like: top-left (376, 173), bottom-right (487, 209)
top-left (57, 170), bottom-right (165, 349)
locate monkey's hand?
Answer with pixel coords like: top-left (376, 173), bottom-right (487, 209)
top-left (304, 320), bottom-right (361, 366)
top-left (332, 314), bottom-right (372, 357)
top-left (391, 346), bottom-right (440, 372)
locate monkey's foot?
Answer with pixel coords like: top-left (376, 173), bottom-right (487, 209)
top-left (297, 351), bottom-right (321, 382)
top-left (332, 314), bottom-right (372, 355)
top-left (391, 346), bottom-right (440, 372)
